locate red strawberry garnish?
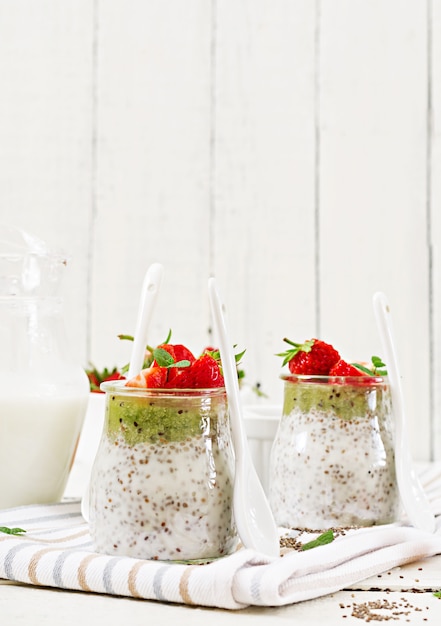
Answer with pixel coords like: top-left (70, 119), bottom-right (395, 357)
top-left (124, 339), bottom-right (227, 389)
top-left (149, 343), bottom-right (195, 385)
top-left (152, 344), bottom-right (195, 366)
top-left (126, 366), bottom-right (168, 388)
top-left (329, 359), bottom-right (385, 385)
top-left (152, 343), bottom-right (176, 364)
top-left (172, 344), bottom-right (196, 364)
top-left (277, 338), bottom-right (340, 375)
top-left (168, 354), bottom-right (224, 389)
top-left (202, 346), bottom-right (217, 355)
top-left (329, 359), bottom-right (364, 377)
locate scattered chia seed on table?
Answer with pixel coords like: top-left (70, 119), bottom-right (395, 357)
top-left (341, 598), bottom-right (429, 622)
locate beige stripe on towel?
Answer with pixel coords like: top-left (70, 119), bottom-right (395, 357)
top-left (179, 565), bottom-right (197, 605)
top-left (128, 561), bottom-right (145, 598)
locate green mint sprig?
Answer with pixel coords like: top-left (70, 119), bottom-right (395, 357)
top-left (152, 348), bottom-right (190, 369)
top-left (352, 356), bottom-right (387, 376)
top-left (118, 329), bottom-right (174, 373)
top-left (205, 346), bottom-right (246, 366)
top-left (0, 526), bottom-right (26, 535)
top-left (371, 355), bottom-right (387, 375)
top-left (301, 529), bottom-right (335, 551)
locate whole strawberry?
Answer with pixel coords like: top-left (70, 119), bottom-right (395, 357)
top-left (277, 338), bottom-right (340, 375)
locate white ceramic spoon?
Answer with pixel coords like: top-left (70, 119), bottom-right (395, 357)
top-left (127, 262), bottom-right (164, 379)
top-left (373, 291), bottom-right (435, 533)
top-left (81, 262), bottom-right (164, 521)
top-left (208, 277), bottom-right (280, 556)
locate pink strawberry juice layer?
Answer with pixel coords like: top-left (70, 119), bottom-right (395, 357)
top-left (269, 375), bottom-right (400, 529)
top-left (88, 382), bottom-right (237, 561)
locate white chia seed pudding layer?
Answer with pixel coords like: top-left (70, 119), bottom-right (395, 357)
top-left (269, 380), bottom-right (400, 529)
top-left (88, 386), bottom-right (237, 561)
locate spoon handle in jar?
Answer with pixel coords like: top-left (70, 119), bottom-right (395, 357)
top-left (373, 291), bottom-right (435, 533)
top-left (127, 263), bottom-right (164, 379)
top-left (208, 277), bottom-right (280, 557)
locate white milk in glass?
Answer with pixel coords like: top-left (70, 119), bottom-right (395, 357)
top-left (0, 226), bottom-right (90, 507)
top-left (0, 393), bottom-right (88, 507)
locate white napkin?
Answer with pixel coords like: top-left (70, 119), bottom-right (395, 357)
top-left (1, 491), bottom-right (441, 610)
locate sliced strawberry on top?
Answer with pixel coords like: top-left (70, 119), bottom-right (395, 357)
top-left (172, 344), bottom-right (196, 364)
top-left (151, 343), bottom-right (195, 385)
top-left (329, 359), bottom-right (382, 386)
top-left (329, 359), bottom-right (363, 377)
top-left (277, 338), bottom-right (340, 375)
top-left (168, 354), bottom-right (224, 389)
top-left (152, 343), bottom-right (195, 366)
top-left (152, 343), bottom-right (176, 366)
top-left (125, 366), bottom-right (167, 388)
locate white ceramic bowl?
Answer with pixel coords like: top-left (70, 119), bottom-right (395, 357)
top-left (243, 404), bottom-right (281, 495)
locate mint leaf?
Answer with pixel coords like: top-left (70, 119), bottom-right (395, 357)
top-left (0, 526), bottom-right (26, 535)
top-left (351, 357), bottom-right (387, 377)
top-left (153, 348), bottom-right (175, 367)
top-left (433, 590), bottom-right (441, 599)
top-left (170, 359), bottom-right (191, 369)
top-left (372, 355), bottom-right (385, 368)
top-left (301, 529), bottom-right (335, 551)
top-left (352, 363), bottom-right (374, 375)
top-left (371, 355), bottom-right (387, 375)
top-left (152, 349), bottom-right (190, 370)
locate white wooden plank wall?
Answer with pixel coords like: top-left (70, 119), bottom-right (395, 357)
top-left (0, 1), bottom-right (440, 461)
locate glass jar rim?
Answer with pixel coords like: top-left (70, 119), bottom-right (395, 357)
top-left (100, 379), bottom-right (227, 398)
top-left (280, 373), bottom-right (387, 385)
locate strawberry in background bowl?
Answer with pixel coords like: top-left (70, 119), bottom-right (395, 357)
top-left (86, 365), bottom-right (126, 392)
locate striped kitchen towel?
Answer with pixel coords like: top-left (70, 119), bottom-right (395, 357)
top-left (1, 495), bottom-right (441, 610)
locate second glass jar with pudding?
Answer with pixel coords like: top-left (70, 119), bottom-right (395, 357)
top-left (269, 374), bottom-right (400, 529)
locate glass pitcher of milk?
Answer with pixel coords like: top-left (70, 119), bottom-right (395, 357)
top-left (0, 226), bottom-right (89, 508)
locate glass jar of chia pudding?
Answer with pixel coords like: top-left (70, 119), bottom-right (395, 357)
top-left (88, 381), bottom-right (238, 562)
top-left (268, 375), bottom-right (400, 529)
